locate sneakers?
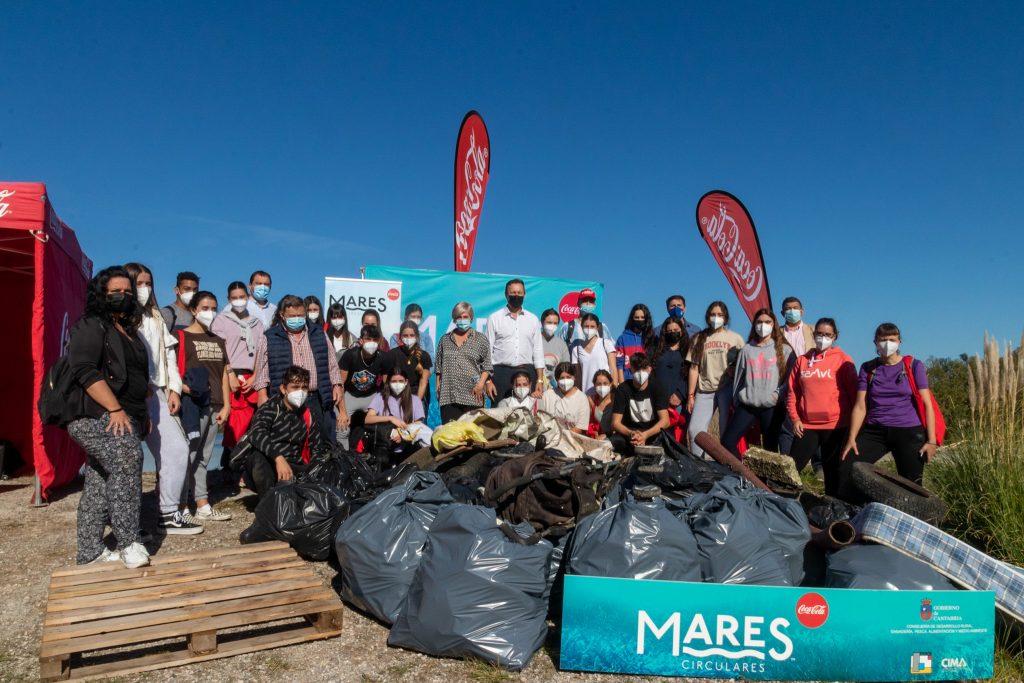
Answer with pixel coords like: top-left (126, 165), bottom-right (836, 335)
top-left (195, 504), bottom-right (232, 522)
top-left (120, 542), bottom-right (151, 569)
top-left (159, 511), bottom-right (204, 535)
top-left (87, 548), bottom-right (120, 564)
top-left (180, 510), bottom-right (204, 526)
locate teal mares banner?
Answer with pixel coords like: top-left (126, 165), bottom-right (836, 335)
top-left (560, 576), bottom-right (994, 681)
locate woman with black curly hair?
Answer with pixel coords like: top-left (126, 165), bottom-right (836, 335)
top-left (65, 266), bottom-right (151, 568)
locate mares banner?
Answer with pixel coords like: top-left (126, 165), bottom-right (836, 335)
top-left (561, 576), bottom-right (995, 681)
top-left (696, 190), bottom-right (772, 322)
top-left (454, 110), bottom-right (490, 272)
top-left (324, 277), bottom-right (403, 341)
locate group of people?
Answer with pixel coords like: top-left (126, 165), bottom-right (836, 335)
top-left (61, 265), bottom-right (939, 568)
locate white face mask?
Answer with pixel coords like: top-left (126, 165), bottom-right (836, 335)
top-left (408, 317), bottom-right (422, 326)
top-left (709, 316), bottom-right (725, 330)
top-left (558, 378), bottom-right (575, 392)
top-left (514, 386), bottom-right (531, 400)
top-left (330, 319), bottom-right (346, 330)
top-left (595, 384), bottom-right (611, 398)
top-left (179, 291), bottom-right (195, 306)
top-left (543, 323), bottom-right (558, 336)
top-left (583, 327), bottom-right (598, 340)
top-left (307, 311), bottom-right (320, 321)
top-left (876, 340), bottom-right (900, 357)
top-left (135, 286), bottom-right (151, 306)
top-left (401, 336), bottom-right (417, 348)
top-left (362, 341), bottom-right (379, 355)
top-left (230, 298), bottom-right (248, 312)
top-left (634, 370), bottom-right (650, 386)
top-left (196, 310), bottom-right (216, 327)
top-left (390, 381), bottom-right (407, 396)
top-left (756, 322), bottom-right (773, 339)
top-left (286, 389), bottom-right (308, 408)
top-left (814, 335), bottom-right (834, 351)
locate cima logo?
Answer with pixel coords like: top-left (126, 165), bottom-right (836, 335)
top-left (911, 652), bottom-right (932, 675)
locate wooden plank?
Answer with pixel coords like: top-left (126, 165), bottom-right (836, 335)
top-left (45, 575), bottom-right (325, 625)
top-left (67, 622), bottom-right (340, 681)
top-left (43, 587), bottom-right (336, 643)
top-left (49, 546), bottom-right (296, 588)
top-left (47, 557), bottom-right (304, 600)
top-left (307, 609), bottom-right (344, 633)
top-left (50, 542), bottom-right (289, 578)
top-left (45, 567), bottom-right (311, 613)
top-left (41, 598), bottom-right (341, 657)
top-left (39, 654), bottom-right (69, 682)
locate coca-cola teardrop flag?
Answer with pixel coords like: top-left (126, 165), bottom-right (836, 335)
top-left (453, 110), bottom-right (490, 272)
top-left (695, 190), bottom-right (772, 322)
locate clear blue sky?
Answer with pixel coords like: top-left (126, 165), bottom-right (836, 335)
top-left (4, 2), bottom-right (1022, 363)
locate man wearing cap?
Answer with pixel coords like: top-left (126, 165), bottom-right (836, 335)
top-left (558, 288), bottom-right (612, 344)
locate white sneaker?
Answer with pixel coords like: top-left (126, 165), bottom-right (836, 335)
top-left (120, 542), bottom-right (151, 569)
top-left (180, 510), bottom-right (204, 526)
top-left (88, 548), bottom-right (120, 564)
top-left (195, 505), bottom-right (232, 522)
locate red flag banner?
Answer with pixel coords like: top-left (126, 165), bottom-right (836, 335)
top-left (695, 190), bottom-right (772, 322)
top-left (454, 110), bottom-right (490, 272)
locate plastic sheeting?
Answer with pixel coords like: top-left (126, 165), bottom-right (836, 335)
top-left (566, 493), bottom-right (702, 582)
top-left (827, 544), bottom-right (957, 591)
top-left (240, 480), bottom-right (349, 561)
top-left (334, 471), bottom-right (454, 624)
top-left (389, 504), bottom-right (553, 671)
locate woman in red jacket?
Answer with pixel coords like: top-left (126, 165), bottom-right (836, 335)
top-left (786, 317), bottom-right (857, 496)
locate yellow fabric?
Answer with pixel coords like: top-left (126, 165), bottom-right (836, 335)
top-left (431, 420), bottom-right (486, 451)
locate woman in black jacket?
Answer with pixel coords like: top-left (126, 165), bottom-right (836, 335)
top-left (65, 266), bottom-right (152, 568)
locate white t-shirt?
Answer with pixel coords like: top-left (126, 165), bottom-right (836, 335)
top-left (539, 388), bottom-right (590, 431)
top-left (570, 338), bottom-right (616, 394)
top-left (497, 395), bottom-right (537, 412)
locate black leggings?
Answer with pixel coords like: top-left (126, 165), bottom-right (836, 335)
top-left (839, 424), bottom-right (927, 496)
top-left (721, 403), bottom-right (785, 458)
top-left (609, 430), bottom-right (664, 457)
top-left (440, 403), bottom-right (477, 424)
top-left (789, 427), bottom-right (847, 497)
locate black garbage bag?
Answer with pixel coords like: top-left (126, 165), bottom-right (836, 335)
top-left (606, 433), bottom-right (731, 505)
top-left (333, 471), bottom-right (454, 624)
top-left (240, 480), bottom-right (349, 561)
top-left (566, 492), bottom-right (702, 582)
top-left (389, 504), bottom-right (553, 671)
top-left (683, 476), bottom-right (793, 585)
top-left (826, 544), bottom-right (957, 591)
top-left (440, 451), bottom-right (503, 505)
top-left (801, 491), bottom-right (862, 529)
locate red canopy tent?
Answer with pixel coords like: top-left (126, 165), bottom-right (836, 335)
top-left (0, 182), bottom-right (92, 501)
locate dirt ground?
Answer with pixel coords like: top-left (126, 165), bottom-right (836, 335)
top-left (0, 470), bottom-right (725, 683)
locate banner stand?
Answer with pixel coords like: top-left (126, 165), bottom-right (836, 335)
top-left (31, 474), bottom-right (47, 507)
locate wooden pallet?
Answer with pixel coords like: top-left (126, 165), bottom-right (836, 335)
top-left (40, 541), bottom-right (343, 681)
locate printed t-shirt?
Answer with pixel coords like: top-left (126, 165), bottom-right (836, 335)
top-left (612, 380), bottom-right (669, 432)
top-left (340, 347), bottom-right (388, 398)
top-left (181, 330), bottom-right (228, 408)
top-left (686, 329), bottom-right (744, 393)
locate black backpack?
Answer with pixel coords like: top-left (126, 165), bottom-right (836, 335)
top-left (38, 356), bottom-right (87, 428)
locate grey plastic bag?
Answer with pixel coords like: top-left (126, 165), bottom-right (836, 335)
top-left (334, 471), bottom-right (454, 624)
top-left (826, 544), bottom-right (957, 591)
top-left (566, 493), bottom-right (701, 582)
top-left (388, 504), bottom-right (553, 671)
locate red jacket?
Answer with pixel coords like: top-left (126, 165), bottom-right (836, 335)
top-left (786, 346), bottom-right (857, 430)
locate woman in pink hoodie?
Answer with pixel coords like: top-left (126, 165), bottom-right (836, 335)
top-left (786, 317), bottom-right (858, 496)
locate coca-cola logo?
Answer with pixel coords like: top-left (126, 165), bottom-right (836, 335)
top-left (455, 127), bottom-right (489, 268)
top-left (0, 189), bottom-right (15, 219)
top-left (796, 592), bottom-right (829, 629)
top-left (387, 288), bottom-right (400, 301)
top-left (700, 201), bottom-right (764, 303)
top-left (558, 292), bottom-right (581, 323)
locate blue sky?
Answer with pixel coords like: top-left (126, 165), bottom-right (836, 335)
top-left (3, 1), bottom-right (1022, 363)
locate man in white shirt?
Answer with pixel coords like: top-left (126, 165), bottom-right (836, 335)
top-left (246, 270), bottom-right (277, 328)
top-left (485, 279), bottom-right (545, 401)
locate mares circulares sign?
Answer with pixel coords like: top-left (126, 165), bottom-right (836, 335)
top-left (324, 277), bottom-right (403, 342)
top-left (560, 576), bottom-right (994, 681)
top-left (454, 110), bottom-right (490, 272)
top-left (696, 190), bottom-right (772, 323)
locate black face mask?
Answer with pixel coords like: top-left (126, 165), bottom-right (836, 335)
top-left (507, 295), bottom-right (524, 309)
top-left (107, 292), bottom-right (133, 313)
top-left (665, 331), bottom-right (682, 344)
top-left (630, 318), bottom-right (646, 332)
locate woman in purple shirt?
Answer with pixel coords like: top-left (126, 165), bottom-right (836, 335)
top-left (840, 322), bottom-right (938, 494)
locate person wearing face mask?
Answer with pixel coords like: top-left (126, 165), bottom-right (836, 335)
top-left (656, 295), bottom-right (702, 338)
top-left (497, 371), bottom-right (538, 412)
top-left (570, 312), bottom-right (617, 394)
top-left (485, 279), bottom-right (545, 402)
top-left (386, 321), bottom-right (433, 410)
top-left (540, 362), bottom-right (590, 433)
top-left (540, 308), bottom-right (570, 390)
top-left (720, 309), bottom-right (794, 458)
top-left (389, 303), bottom-right (435, 356)
top-left (615, 304), bottom-right (657, 384)
top-left (65, 267), bottom-right (153, 566)
top-left (364, 366), bottom-right (428, 468)
top-left (436, 302), bottom-right (493, 423)
top-left (780, 297), bottom-right (815, 357)
top-left (161, 271), bottom-right (199, 332)
top-left (610, 353), bottom-right (671, 455)
top-left (304, 295), bottom-right (325, 327)
top-left (253, 295), bottom-right (344, 444)
top-left (558, 288), bottom-right (612, 344)
top-left (587, 369), bottom-right (615, 439)
top-left (244, 270), bottom-right (277, 328)
top-left (337, 324), bottom-right (389, 449)
top-left (650, 317), bottom-right (691, 440)
top-left (786, 318), bottom-right (858, 495)
top-left (839, 323), bottom-right (938, 494)
top-left (243, 366), bottom-right (329, 498)
top-left (178, 291), bottom-right (233, 523)
top-left (325, 303), bottom-right (354, 358)
top-left (360, 310), bottom-right (391, 352)
top-left (211, 282), bottom-right (265, 475)
top-left (685, 301), bottom-right (745, 457)
top-left (124, 263), bottom-right (201, 536)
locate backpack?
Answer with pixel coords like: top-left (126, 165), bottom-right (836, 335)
top-left (868, 355), bottom-right (946, 446)
top-left (38, 356), bottom-right (87, 427)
